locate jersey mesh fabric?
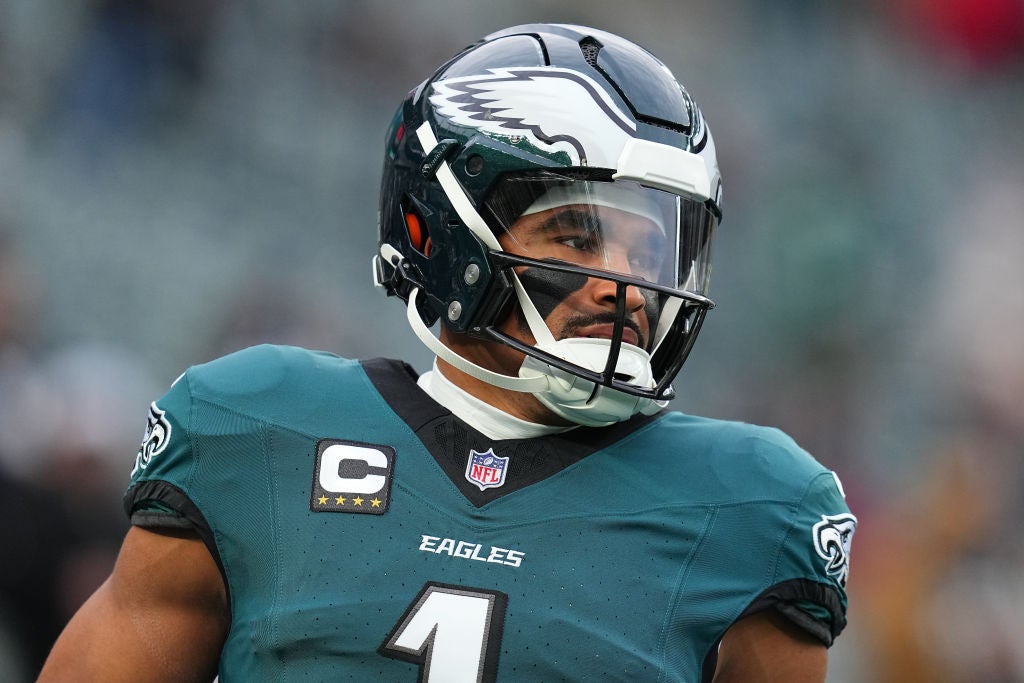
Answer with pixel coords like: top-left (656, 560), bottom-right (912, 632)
top-left (123, 345), bottom-right (853, 681)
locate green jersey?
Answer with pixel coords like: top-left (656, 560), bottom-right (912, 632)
top-left (126, 344), bottom-right (855, 682)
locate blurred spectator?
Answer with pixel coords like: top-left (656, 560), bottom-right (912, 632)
top-left (0, 230), bottom-right (75, 679)
top-left (29, 345), bottom-right (163, 599)
top-left (0, 342), bottom-right (162, 681)
top-left (889, 0), bottom-right (1024, 71)
top-left (0, 466), bottom-right (79, 678)
top-left (1, 229), bottom-right (166, 679)
top-left (50, 0), bottom-right (226, 151)
top-left (207, 275), bottom-right (349, 358)
top-left (851, 155), bottom-right (1024, 682)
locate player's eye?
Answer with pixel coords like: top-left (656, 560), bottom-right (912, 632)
top-left (557, 232), bottom-right (601, 252)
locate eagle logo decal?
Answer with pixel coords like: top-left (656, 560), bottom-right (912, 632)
top-left (429, 67), bottom-right (639, 168)
top-left (812, 513), bottom-right (857, 587)
top-left (132, 401), bottom-right (172, 476)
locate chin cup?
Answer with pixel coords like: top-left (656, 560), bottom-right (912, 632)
top-left (519, 338), bottom-right (666, 427)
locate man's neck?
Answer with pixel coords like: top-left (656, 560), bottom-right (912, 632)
top-left (420, 359), bottom-right (574, 440)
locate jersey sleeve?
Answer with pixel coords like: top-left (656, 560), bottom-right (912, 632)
top-left (122, 369), bottom-right (217, 550)
top-left (753, 469), bottom-right (856, 645)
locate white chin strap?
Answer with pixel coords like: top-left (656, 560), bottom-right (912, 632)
top-left (405, 287), bottom-right (546, 393)
top-left (404, 285), bottom-right (666, 427)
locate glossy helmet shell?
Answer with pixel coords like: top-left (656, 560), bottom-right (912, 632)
top-left (376, 23), bottom-right (722, 400)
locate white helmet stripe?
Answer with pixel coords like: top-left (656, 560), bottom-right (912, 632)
top-left (414, 121), bottom-right (501, 250)
top-left (613, 138), bottom-right (713, 200)
top-left (415, 120), bottom-right (556, 361)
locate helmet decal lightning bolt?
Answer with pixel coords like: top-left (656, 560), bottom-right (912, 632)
top-left (429, 67), bottom-right (637, 167)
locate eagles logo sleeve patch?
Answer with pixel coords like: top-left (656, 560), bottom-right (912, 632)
top-left (311, 439), bottom-right (396, 515)
top-left (132, 402), bottom-right (172, 477)
top-left (812, 513), bottom-right (857, 587)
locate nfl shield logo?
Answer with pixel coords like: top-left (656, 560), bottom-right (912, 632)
top-left (465, 448), bottom-right (509, 491)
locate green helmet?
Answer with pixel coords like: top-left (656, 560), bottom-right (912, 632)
top-left (374, 24), bottom-right (721, 426)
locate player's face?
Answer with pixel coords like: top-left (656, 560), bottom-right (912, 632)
top-left (497, 204), bottom-right (662, 349)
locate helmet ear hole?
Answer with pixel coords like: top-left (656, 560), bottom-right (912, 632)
top-left (404, 210), bottom-right (431, 255)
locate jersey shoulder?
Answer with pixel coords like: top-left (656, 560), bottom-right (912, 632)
top-left (636, 411), bottom-right (834, 504)
top-left (129, 345), bottom-right (376, 483)
top-left (181, 344), bottom-right (367, 425)
top-left (125, 345), bottom-right (383, 523)
top-left (186, 343), bottom-right (356, 396)
top-left (635, 412), bottom-right (856, 643)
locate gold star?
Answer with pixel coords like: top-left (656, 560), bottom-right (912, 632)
top-left (371, 498), bottom-right (382, 508)
top-left (353, 496), bottom-right (364, 506)
top-left (317, 495), bottom-right (328, 505)
top-left (335, 495), bottom-right (346, 505)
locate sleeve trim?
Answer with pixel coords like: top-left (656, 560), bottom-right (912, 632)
top-left (123, 479), bottom-right (227, 589)
top-left (739, 578), bottom-right (846, 646)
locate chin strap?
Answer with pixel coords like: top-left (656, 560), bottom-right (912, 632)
top-left (403, 277), bottom-right (666, 426)
top-left (405, 287), bottom-right (548, 393)
top-left (520, 337), bottom-right (667, 426)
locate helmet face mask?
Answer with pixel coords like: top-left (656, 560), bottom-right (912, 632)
top-left (375, 24), bottom-right (722, 425)
top-left (483, 172), bottom-right (716, 389)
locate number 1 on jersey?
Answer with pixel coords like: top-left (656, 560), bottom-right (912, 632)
top-left (379, 582), bottom-right (508, 682)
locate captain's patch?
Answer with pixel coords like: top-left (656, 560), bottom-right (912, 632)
top-left (311, 439), bottom-right (396, 515)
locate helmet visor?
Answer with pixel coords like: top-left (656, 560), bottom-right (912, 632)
top-left (484, 174), bottom-right (717, 297)
top-left (475, 173), bottom-right (718, 399)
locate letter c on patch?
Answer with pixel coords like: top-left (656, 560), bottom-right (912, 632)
top-left (319, 443), bottom-right (388, 494)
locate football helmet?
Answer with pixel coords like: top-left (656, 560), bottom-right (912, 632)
top-left (374, 23), bottom-right (722, 426)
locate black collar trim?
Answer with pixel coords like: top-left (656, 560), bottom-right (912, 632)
top-left (361, 358), bottom-right (662, 507)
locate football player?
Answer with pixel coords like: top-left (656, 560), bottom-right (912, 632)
top-left (40, 24), bottom-right (855, 682)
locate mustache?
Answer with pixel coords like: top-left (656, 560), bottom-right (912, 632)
top-left (558, 311), bottom-right (646, 347)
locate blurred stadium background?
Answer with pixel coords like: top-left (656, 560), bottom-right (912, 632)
top-left (1, 1), bottom-right (1022, 681)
